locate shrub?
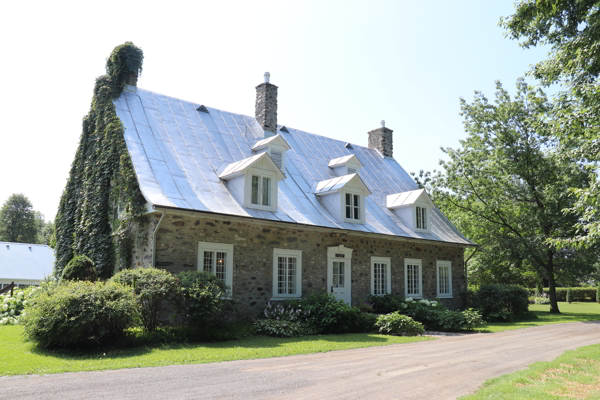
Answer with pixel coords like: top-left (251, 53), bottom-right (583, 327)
top-left (110, 268), bottom-right (180, 331)
top-left (530, 296), bottom-right (551, 305)
top-left (61, 255), bottom-right (97, 282)
top-left (527, 287), bottom-right (598, 302)
top-left (285, 292), bottom-right (355, 334)
top-left (0, 287), bottom-right (39, 325)
top-left (427, 309), bottom-right (485, 331)
top-left (367, 293), bottom-right (404, 314)
top-left (346, 307), bottom-right (378, 333)
top-left (253, 319), bottom-right (315, 338)
top-left (566, 288), bottom-right (573, 304)
top-left (176, 271), bottom-right (229, 327)
top-left (470, 285), bottom-right (529, 321)
top-left (597, 287), bottom-right (600, 304)
top-left (375, 312), bottom-right (424, 336)
top-left (22, 281), bottom-right (136, 348)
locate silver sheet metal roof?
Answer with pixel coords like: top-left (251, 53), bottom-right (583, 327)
top-left (0, 242), bottom-right (54, 281)
top-left (115, 87), bottom-right (474, 246)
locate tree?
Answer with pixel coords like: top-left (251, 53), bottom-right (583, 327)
top-left (428, 80), bottom-right (596, 313)
top-left (501, 1), bottom-right (600, 248)
top-left (0, 194), bottom-right (38, 243)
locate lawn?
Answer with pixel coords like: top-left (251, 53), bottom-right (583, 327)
top-left (0, 326), bottom-right (432, 376)
top-left (460, 343), bottom-right (600, 399)
top-left (476, 302), bottom-right (600, 333)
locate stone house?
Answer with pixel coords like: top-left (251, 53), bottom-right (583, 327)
top-left (114, 73), bottom-right (474, 315)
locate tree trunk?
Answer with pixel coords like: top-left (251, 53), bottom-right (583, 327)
top-left (546, 259), bottom-right (560, 314)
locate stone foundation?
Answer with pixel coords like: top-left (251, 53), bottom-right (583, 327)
top-left (139, 212), bottom-right (467, 318)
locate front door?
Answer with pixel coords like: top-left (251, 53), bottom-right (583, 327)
top-left (328, 257), bottom-right (351, 305)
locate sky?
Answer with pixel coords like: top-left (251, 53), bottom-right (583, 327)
top-left (0, 0), bottom-right (550, 222)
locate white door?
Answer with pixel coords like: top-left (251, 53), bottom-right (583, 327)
top-left (328, 258), bottom-right (352, 305)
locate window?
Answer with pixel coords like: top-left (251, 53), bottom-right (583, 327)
top-left (345, 192), bottom-right (361, 221)
top-left (416, 206), bottom-right (427, 230)
top-left (436, 261), bottom-right (452, 298)
top-left (371, 257), bottom-right (391, 295)
top-left (347, 167), bottom-right (357, 175)
top-left (272, 249), bottom-right (302, 299)
top-left (251, 174), bottom-right (271, 207)
top-left (197, 242), bottom-right (234, 290)
top-left (404, 258), bottom-right (422, 298)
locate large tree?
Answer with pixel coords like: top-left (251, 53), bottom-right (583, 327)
top-left (428, 80), bottom-right (595, 313)
top-left (501, 0), bottom-right (600, 248)
top-left (0, 194), bottom-right (38, 243)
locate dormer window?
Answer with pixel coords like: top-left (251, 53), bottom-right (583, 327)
top-left (252, 134), bottom-right (291, 172)
top-left (328, 154), bottom-right (363, 177)
top-left (219, 152), bottom-right (285, 213)
top-left (387, 189), bottom-right (434, 234)
top-left (315, 174), bottom-right (372, 224)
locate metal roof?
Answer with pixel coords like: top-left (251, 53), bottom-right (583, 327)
top-left (114, 87), bottom-right (474, 245)
top-left (219, 153), bottom-right (285, 181)
top-left (387, 189), bottom-right (434, 208)
top-left (0, 242), bottom-right (54, 281)
top-left (314, 174), bottom-right (372, 196)
top-left (251, 134), bottom-right (291, 151)
top-left (328, 154), bottom-right (363, 168)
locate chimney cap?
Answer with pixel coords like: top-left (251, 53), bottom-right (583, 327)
top-left (264, 72), bottom-right (270, 83)
top-left (380, 120), bottom-right (385, 128)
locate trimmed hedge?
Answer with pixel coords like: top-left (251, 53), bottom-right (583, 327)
top-left (470, 284), bottom-right (529, 321)
top-left (526, 287), bottom-right (598, 302)
top-left (61, 255), bottom-right (97, 282)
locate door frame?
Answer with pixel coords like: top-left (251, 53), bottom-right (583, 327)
top-left (327, 245), bottom-right (353, 305)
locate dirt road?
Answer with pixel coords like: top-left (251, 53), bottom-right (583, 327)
top-left (3, 321), bottom-right (599, 399)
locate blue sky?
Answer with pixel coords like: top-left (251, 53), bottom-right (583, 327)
top-left (0, 0), bottom-right (549, 221)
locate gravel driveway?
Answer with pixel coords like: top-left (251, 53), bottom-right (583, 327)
top-left (3, 321), bottom-right (600, 400)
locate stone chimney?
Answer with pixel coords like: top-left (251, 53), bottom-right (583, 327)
top-left (255, 72), bottom-right (278, 137)
top-left (368, 120), bottom-right (393, 157)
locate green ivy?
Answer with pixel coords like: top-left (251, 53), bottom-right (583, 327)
top-left (55, 42), bottom-right (146, 279)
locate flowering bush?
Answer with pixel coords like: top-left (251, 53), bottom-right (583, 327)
top-left (0, 287), bottom-right (38, 325)
top-left (253, 319), bottom-right (315, 337)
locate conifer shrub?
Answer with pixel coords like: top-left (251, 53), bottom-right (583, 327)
top-left (566, 288), bottom-right (573, 304)
top-left (110, 268), bottom-right (179, 331)
top-left (22, 281), bottom-right (136, 349)
top-left (60, 255), bottom-right (97, 282)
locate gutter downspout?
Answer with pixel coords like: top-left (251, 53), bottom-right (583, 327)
top-left (152, 208), bottom-right (166, 268)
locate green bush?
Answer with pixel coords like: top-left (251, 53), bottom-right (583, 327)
top-left (22, 281), bottom-right (136, 349)
top-left (375, 312), bottom-right (424, 336)
top-left (253, 319), bottom-right (315, 338)
top-left (346, 307), bottom-right (378, 333)
top-left (367, 293), bottom-right (405, 313)
top-left (597, 287), bottom-right (600, 304)
top-left (110, 267), bottom-right (180, 331)
top-left (61, 255), bottom-right (97, 282)
top-left (471, 285), bottom-right (529, 321)
top-left (425, 309), bottom-right (485, 331)
top-left (285, 293), bottom-right (356, 334)
top-left (566, 288), bottom-right (573, 304)
top-left (527, 287), bottom-right (598, 302)
top-left (176, 271), bottom-right (230, 327)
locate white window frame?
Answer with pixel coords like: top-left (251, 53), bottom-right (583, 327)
top-left (404, 258), bottom-right (423, 298)
top-left (271, 248), bottom-right (302, 300)
top-left (371, 256), bottom-right (392, 296)
top-left (413, 203), bottom-right (431, 233)
top-left (197, 242), bottom-right (234, 290)
top-left (436, 260), bottom-right (453, 298)
top-left (342, 188), bottom-right (365, 224)
top-left (244, 168), bottom-right (278, 212)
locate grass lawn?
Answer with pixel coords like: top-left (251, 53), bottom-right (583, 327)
top-left (0, 326), bottom-right (432, 376)
top-left (476, 302), bottom-right (600, 333)
top-left (460, 343), bottom-right (600, 399)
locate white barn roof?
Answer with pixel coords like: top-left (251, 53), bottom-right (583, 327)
top-left (114, 87), bottom-right (474, 245)
top-left (0, 242), bottom-right (54, 282)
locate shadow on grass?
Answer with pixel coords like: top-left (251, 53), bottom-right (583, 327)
top-left (27, 332), bottom-right (393, 362)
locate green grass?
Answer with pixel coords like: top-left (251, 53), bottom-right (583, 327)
top-left (0, 326), bottom-right (432, 376)
top-left (460, 344), bottom-right (600, 399)
top-left (476, 302), bottom-right (600, 333)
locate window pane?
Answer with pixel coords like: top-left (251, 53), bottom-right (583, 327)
top-left (345, 193), bottom-right (351, 206)
top-left (216, 252), bottom-right (226, 282)
top-left (203, 251), bottom-right (213, 273)
top-left (439, 265), bottom-right (449, 294)
top-left (262, 177), bottom-right (271, 206)
top-left (422, 208), bottom-right (427, 229)
top-left (353, 195), bottom-right (360, 220)
top-left (278, 256), bottom-right (286, 294)
top-left (251, 176), bottom-right (259, 204)
top-left (288, 257), bottom-right (296, 294)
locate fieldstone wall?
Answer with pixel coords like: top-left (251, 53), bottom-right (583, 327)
top-left (146, 212), bottom-right (467, 318)
top-left (129, 216), bottom-right (160, 268)
top-left (255, 82), bottom-right (278, 135)
top-left (368, 126), bottom-right (394, 157)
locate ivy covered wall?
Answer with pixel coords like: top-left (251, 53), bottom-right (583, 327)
top-left (54, 42), bottom-right (147, 279)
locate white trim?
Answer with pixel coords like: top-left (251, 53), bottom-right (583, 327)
top-left (197, 242), bottom-right (234, 290)
top-left (244, 168), bottom-right (278, 212)
top-left (412, 203), bottom-right (431, 233)
top-left (341, 188), bottom-right (365, 224)
top-left (271, 248), bottom-right (302, 300)
top-left (404, 258), bottom-right (423, 298)
top-left (436, 260), bottom-right (453, 298)
top-left (327, 245), bottom-right (353, 305)
top-left (370, 256), bottom-right (391, 296)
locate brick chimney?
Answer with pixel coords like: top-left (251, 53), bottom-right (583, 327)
top-left (255, 72), bottom-right (278, 137)
top-left (368, 120), bottom-right (393, 157)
